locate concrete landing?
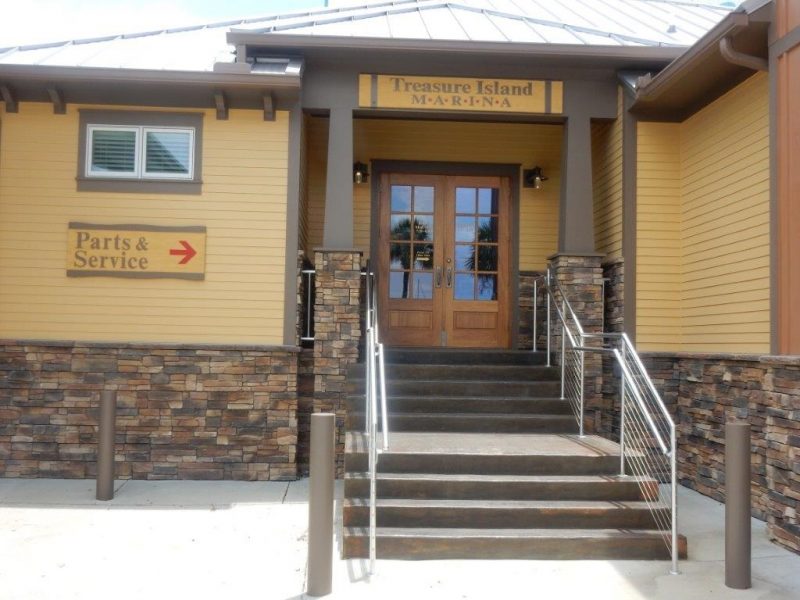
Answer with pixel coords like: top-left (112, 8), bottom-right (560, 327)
top-left (346, 432), bottom-right (622, 456)
top-left (0, 480), bottom-right (798, 599)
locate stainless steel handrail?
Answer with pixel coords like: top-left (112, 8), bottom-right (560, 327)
top-left (363, 259), bottom-right (389, 573)
top-left (534, 267), bottom-right (679, 575)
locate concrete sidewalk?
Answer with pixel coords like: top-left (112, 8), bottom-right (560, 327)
top-left (0, 479), bottom-right (798, 600)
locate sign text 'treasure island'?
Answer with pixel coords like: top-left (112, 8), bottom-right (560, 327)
top-left (359, 74), bottom-right (563, 114)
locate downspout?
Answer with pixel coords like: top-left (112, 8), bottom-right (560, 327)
top-left (720, 36), bottom-right (768, 71)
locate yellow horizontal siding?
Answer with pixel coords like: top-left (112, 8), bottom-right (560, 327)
top-left (305, 117), bottom-right (562, 270)
top-left (680, 72), bottom-right (770, 353)
top-left (635, 73), bottom-right (770, 353)
top-left (0, 102), bottom-right (289, 345)
top-left (592, 87), bottom-right (623, 259)
top-left (636, 121), bottom-right (683, 352)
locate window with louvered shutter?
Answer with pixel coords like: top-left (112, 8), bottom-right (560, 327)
top-left (86, 125), bottom-right (194, 180)
top-left (88, 127), bottom-right (138, 177)
top-left (143, 129), bottom-right (193, 178)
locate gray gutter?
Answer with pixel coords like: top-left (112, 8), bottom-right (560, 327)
top-left (0, 64), bottom-right (301, 89)
top-left (226, 32), bottom-right (686, 61)
top-left (634, 12), bottom-right (749, 102)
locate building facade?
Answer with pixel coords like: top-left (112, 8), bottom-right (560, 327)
top-left (0, 0), bottom-right (798, 553)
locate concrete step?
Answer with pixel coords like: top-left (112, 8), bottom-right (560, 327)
top-left (345, 395), bottom-right (572, 415)
top-left (342, 527), bottom-right (688, 560)
top-left (348, 363), bottom-right (560, 381)
top-left (347, 379), bottom-right (562, 397)
top-left (344, 432), bottom-right (620, 476)
top-left (344, 472), bottom-right (657, 501)
top-left (343, 498), bottom-right (666, 529)
top-left (347, 412), bottom-right (577, 433)
top-left (383, 348), bottom-right (549, 366)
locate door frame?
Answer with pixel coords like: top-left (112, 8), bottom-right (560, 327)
top-left (370, 159), bottom-right (521, 349)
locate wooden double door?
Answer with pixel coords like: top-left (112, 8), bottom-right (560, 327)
top-left (377, 173), bottom-right (511, 348)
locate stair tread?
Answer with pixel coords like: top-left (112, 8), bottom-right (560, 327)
top-left (349, 412), bottom-right (573, 419)
top-left (349, 378), bottom-right (559, 383)
top-left (346, 432), bottom-right (622, 457)
top-left (345, 498), bottom-right (666, 510)
top-left (343, 526), bottom-right (672, 539)
top-left (344, 472), bottom-right (653, 484)
top-left (348, 395), bottom-right (567, 401)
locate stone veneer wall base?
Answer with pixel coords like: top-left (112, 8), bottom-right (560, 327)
top-left (0, 341), bottom-right (299, 480)
top-left (642, 352), bottom-right (800, 555)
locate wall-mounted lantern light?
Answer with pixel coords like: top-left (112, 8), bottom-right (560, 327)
top-left (353, 162), bottom-right (369, 184)
top-left (523, 166), bottom-right (548, 190)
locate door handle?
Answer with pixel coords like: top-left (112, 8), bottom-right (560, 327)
top-left (435, 266), bottom-right (443, 288)
top-left (446, 267), bottom-right (453, 288)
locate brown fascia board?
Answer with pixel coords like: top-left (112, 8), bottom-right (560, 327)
top-left (227, 32), bottom-right (686, 62)
top-left (631, 11), bottom-right (769, 120)
top-left (0, 63), bottom-right (301, 89)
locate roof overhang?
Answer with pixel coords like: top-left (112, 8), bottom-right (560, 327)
top-left (631, 3), bottom-right (771, 121)
top-left (228, 32), bottom-right (687, 67)
top-left (0, 64), bottom-right (301, 112)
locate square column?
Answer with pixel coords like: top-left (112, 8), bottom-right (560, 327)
top-left (313, 249), bottom-right (362, 474)
top-left (322, 108), bottom-right (354, 249)
top-left (558, 113), bottom-right (595, 254)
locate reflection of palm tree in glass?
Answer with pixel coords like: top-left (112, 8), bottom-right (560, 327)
top-left (390, 217), bottom-right (431, 298)
top-left (466, 221), bottom-right (497, 297)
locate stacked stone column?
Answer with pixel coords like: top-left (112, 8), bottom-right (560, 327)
top-left (548, 254), bottom-right (605, 434)
top-left (313, 250), bottom-right (362, 474)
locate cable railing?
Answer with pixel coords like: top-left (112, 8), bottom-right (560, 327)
top-left (300, 267), bottom-right (315, 343)
top-left (534, 268), bottom-right (679, 575)
top-left (364, 259), bottom-right (389, 573)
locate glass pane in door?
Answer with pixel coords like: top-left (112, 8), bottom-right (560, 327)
top-left (453, 186), bottom-right (499, 301)
top-left (389, 185), bottom-right (435, 299)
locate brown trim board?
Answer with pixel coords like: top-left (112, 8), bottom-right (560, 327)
top-left (775, 0), bottom-right (800, 354)
top-left (69, 222), bottom-right (206, 233)
top-left (66, 270), bottom-right (205, 280)
top-left (230, 32), bottom-right (685, 62)
top-left (283, 102), bottom-right (302, 345)
top-left (622, 89), bottom-right (638, 342)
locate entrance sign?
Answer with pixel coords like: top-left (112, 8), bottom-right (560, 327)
top-left (67, 222), bottom-right (206, 280)
top-left (359, 74), bottom-right (563, 114)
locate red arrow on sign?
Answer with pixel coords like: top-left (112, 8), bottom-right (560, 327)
top-left (170, 240), bottom-right (197, 265)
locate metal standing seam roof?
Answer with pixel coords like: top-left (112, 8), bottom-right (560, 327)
top-left (0, 0), bottom-right (733, 73)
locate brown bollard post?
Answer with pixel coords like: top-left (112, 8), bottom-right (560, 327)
top-left (307, 413), bottom-right (335, 597)
top-left (725, 420), bottom-right (752, 590)
top-left (96, 390), bottom-right (117, 501)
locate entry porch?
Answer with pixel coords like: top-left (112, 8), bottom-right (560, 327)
top-left (297, 110), bottom-right (620, 352)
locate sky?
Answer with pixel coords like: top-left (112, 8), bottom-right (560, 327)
top-left (0, 0), bottom-right (325, 47)
top-left (0, 0), bottom-right (739, 48)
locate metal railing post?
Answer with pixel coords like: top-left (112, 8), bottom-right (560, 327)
top-left (378, 342), bottom-right (389, 451)
top-left (578, 347), bottom-right (585, 438)
top-left (533, 279), bottom-right (538, 352)
top-left (365, 328), bottom-right (372, 435)
top-left (307, 413), bottom-right (335, 597)
top-left (560, 301), bottom-right (566, 401)
top-left (546, 271), bottom-right (551, 367)
top-left (619, 342), bottom-right (627, 476)
top-left (671, 426), bottom-right (680, 576)
top-left (306, 271), bottom-right (313, 340)
top-left (96, 390), bottom-right (116, 501)
top-left (369, 386), bottom-right (377, 573)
